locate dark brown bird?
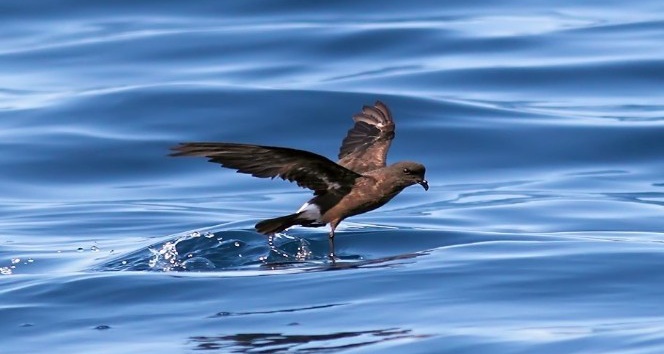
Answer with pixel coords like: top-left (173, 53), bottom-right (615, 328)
top-left (170, 101), bottom-right (428, 258)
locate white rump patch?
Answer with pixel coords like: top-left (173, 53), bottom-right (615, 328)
top-left (296, 202), bottom-right (322, 222)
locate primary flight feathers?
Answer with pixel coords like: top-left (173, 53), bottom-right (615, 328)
top-left (338, 101), bottom-right (395, 173)
top-left (170, 143), bottom-right (361, 195)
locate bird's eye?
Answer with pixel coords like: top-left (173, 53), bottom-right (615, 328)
top-left (403, 168), bottom-right (411, 174)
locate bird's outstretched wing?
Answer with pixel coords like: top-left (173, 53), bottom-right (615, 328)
top-left (338, 101), bottom-right (395, 173)
top-left (170, 143), bottom-right (362, 195)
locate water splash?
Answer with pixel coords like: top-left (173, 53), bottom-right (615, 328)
top-left (94, 227), bottom-right (367, 272)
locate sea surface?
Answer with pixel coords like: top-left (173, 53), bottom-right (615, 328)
top-left (1, 1), bottom-right (664, 353)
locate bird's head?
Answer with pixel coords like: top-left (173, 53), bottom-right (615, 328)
top-left (390, 161), bottom-right (428, 191)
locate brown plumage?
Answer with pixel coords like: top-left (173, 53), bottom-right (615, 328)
top-left (338, 101), bottom-right (395, 173)
top-left (170, 101), bottom-right (428, 259)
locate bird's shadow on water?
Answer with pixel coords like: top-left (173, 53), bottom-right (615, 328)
top-left (93, 222), bottom-right (431, 273)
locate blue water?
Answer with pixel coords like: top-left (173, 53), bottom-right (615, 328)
top-left (2, 1), bottom-right (664, 353)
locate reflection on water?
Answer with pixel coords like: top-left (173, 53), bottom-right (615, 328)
top-left (189, 328), bottom-right (428, 353)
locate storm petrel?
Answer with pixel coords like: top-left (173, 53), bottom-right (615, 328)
top-left (171, 101), bottom-right (428, 258)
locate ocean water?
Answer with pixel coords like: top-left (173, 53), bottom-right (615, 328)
top-left (2, 1), bottom-right (664, 353)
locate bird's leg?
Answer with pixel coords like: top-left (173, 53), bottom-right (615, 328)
top-left (328, 221), bottom-right (338, 262)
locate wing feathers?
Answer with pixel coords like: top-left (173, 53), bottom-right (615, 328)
top-left (171, 143), bottom-right (361, 194)
top-left (360, 105), bottom-right (389, 126)
top-left (374, 101), bottom-right (392, 123)
top-left (338, 101), bottom-right (396, 173)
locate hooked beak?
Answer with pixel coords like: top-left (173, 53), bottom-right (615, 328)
top-left (418, 179), bottom-right (429, 191)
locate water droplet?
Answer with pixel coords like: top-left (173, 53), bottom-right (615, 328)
top-left (27, 258), bottom-right (34, 263)
top-left (0, 267), bottom-right (12, 275)
top-left (204, 232), bottom-right (215, 238)
top-left (234, 241), bottom-right (240, 247)
top-left (76, 247), bottom-right (84, 252)
top-left (214, 311), bottom-right (232, 317)
top-left (94, 325), bottom-right (111, 330)
top-left (11, 258), bottom-right (20, 264)
top-left (19, 323), bottom-right (34, 328)
top-left (121, 260), bottom-right (127, 265)
top-left (90, 246), bottom-right (99, 252)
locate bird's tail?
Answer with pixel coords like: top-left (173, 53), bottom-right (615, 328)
top-left (255, 212), bottom-right (304, 235)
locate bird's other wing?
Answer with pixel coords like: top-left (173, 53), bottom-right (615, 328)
top-left (337, 101), bottom-right (395, 173)
top-left (170, 142), bottom-right (362, 195)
